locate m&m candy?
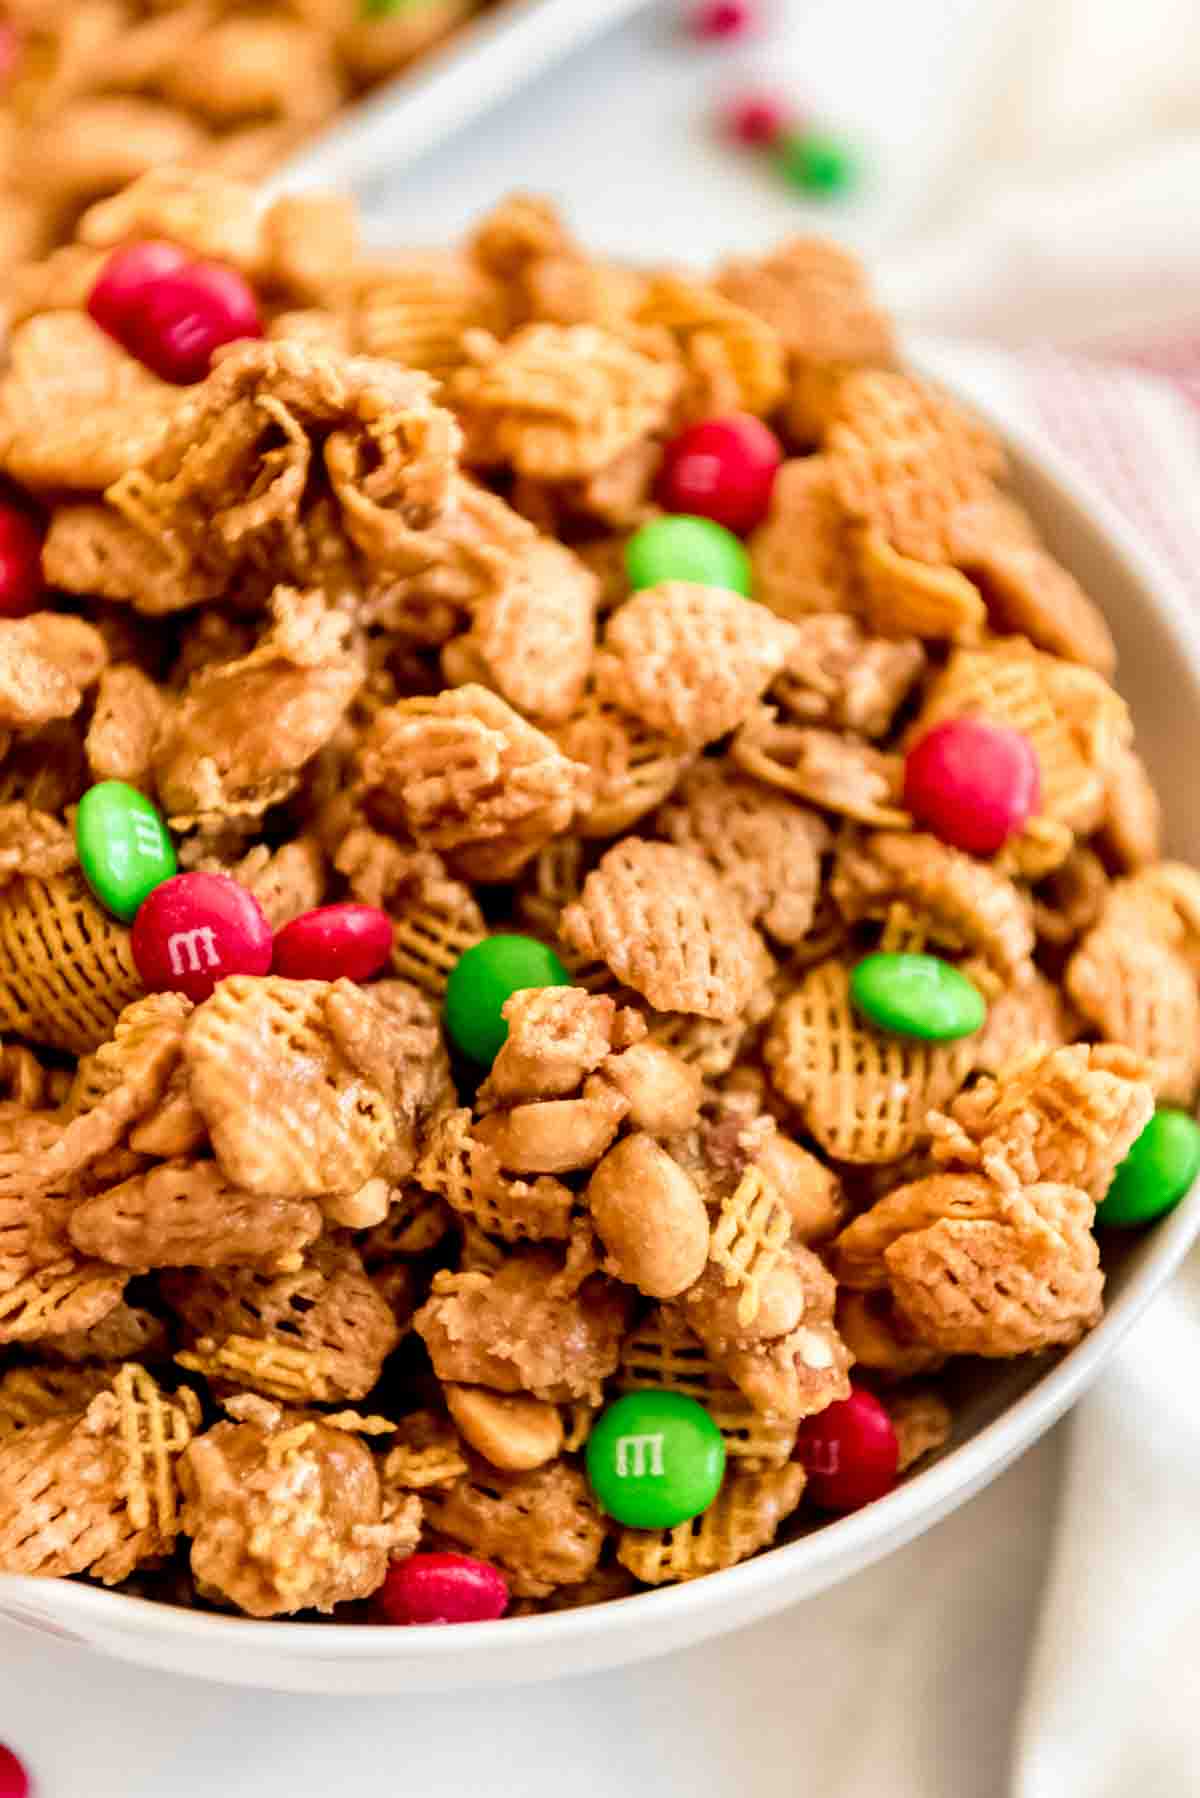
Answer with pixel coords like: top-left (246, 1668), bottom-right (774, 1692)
top-left (444, 934), bottom-right (571, 1066)
top-left (131, 261), bottom-right (262, 384)
top-left (272, 903), bottom-right (393, 983)
top-left (131, 871), bottom-right (272, 1003)
top-left (793, 1387), bottom-right (899, 1512)
top-left (75, 781), bottom-right (176, 922)
top-left (904, 718), bottom-right (1041, 857)
top-left (88, 243), bottom-right (263, 385)
top-left (722, 91), bottom-right (794, 148)
top-left (1096, 1108), bottom-right (1200, 1228)
top-left (586, 1390), bottom-right (725, 1529)
top-left (850, 952), bottom-right (986, 1042)
top-left (656, 415), bottom-right (783, 535)
top-left (688, 0), bottom-right (756, 39)
top-left (375, 1552), bottom-right (509, 1626)
top-left (87, 241), bottom-right (190, 343)
top-left (625, 515), bottom-right (752, 596)
top-left (777, 131), bottom-right (860, 198)
top-left (0, 1744), bottom-right (30, 1798)
top-left (0, 501), bottom-right (43, 618)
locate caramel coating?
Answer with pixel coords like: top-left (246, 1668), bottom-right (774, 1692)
top-left (180, 1408), bottom-right (417, 1618)
top-left (415, 1255), bottom-right (630, 1404)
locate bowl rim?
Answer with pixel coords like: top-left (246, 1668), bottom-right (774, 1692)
top-left (7, 362), bottom-right (1200, 1662)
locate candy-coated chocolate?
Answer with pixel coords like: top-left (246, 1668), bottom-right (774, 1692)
top-left (777, 130), bottom-right (860, 197)
top-left (850, 952), bottom-right (986, 1042)
top-left (87, 240), bottom-right (190, 344)
top-left (722, 90), bottom-right (794, 147)
top-left (1097, 1108), bottom-right (1200, 1228)
top-left (689, 0), bottom-right (756, 39)
top-left (272, 903), bottom-right (393, 983)
top-left (656, 414), bottom-right (783, 534)
top-left (444, 935), bottom-right (571, 1066)
top-left (0, 1744), bottom-right (29, 1798)
top-left (793, 1387), bottom-right (898, 1511)
top-left (625, 514), bottom-right (752, 596)
top-left (75, 781), bottom-right (176, 922)
top-left (904, 718), bottom-right (1041, 856)
top-left (375, 1551), bottom-right (508, 1625)
top-left (130, 260), bottom-right (263, 385)
top-left (0, 502), bottom-right (43, 617)
top-left (586, 1390), bottom-right (725, 1529)
top-left (131, 871), bottom-right (272, 1003)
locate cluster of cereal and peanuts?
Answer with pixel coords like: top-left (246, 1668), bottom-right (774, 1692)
top-left (0, 0), bottom-right (489, 281)
top-left (0, 167), bottom-right (1194, 1626)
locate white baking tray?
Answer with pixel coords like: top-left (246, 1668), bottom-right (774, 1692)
top-left (262, 0), bottom-right (653, 201)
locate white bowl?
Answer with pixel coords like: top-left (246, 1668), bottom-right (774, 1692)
top-left (4, 378), bottom-right (1200, 1693)
top-left (261, 0), bottom-right (651, 208)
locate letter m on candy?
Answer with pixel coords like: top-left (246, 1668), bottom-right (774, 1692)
top-left (616, 1433), bottom-right (665, 1477)
top-left (167, 927), bottom-right (221, 976)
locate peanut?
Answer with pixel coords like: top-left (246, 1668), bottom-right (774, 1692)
top-left (599, 1040), bottom-right (703, 1135)
top-left (321, 1176), bottom-right (390, 1229)
top-left (756, 1134), bottom-right (846, 1243)
top-left (473, 1077), bottom-right (627, 1173)
top-left (585, 1133), bottom-right (709, 1298)
top-left (444, 1385), bottom-right (564, 1471)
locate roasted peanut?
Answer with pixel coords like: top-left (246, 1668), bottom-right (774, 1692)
top-left (683, 1251), bottom-right (807, 1349)
top-left (599, 1040), bottom-right (703, 1136)
top-left (321, 1177), bottom-right (390, 1229)
top-left (585, 1133), bottom-right (709, 1298)
top-left (473, 1078), bottom-right (628, 1174)
top-left (755, 1134), bottom-right (846, 1243)
top-left (444, 1385), bottom-right (564, 1471)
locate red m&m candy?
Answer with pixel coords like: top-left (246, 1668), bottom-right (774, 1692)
top-left (131, 871), bottom-right (272, 1004)
top-left (656, 414), bottom-right (783, 535)
top-left (88, 244), bottom-right (262, 385)
top-left (0, 502), bottom-right (43, 617)
top-left (131, 261), bottom-right (262, 385)
top-left (723, 91), bottom-right (794, 148)
top-left (793, 1386), bottom-right (899, 1512)
top-left (88, 241), bottom-right (190, 343)
top-left (689, 0), bottom-right (756, 39)
top-left (903, 718), bottom-right (1041, 857)
top-left (375, 1552), bottom-right (509, 1626)
top-left (272, 903), bottom-right (393, 983)
top-left (0, 1744), bottom-right (30, 1798)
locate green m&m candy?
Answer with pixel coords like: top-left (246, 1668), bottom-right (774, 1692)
top-left (1096, 1108), bottom-right (1200, 1228)
top-left (776, 132), bottom-right (861, 199)
top-left (586, 1391), bottom-right (725, 1529)
top-left (849, 952), bottom-right (986, 1042)
top-left (625, 515), bottom-right (752, 596)
top-left (444, 933), bottom-right (572, 1066)
top-left (75, 781), bottom-right (176, 922)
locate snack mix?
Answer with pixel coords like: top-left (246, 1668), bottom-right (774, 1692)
top-left (0, 169), bottom-right (1195, 1628)
top-left (0, 0), bottom-right (491, 279)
